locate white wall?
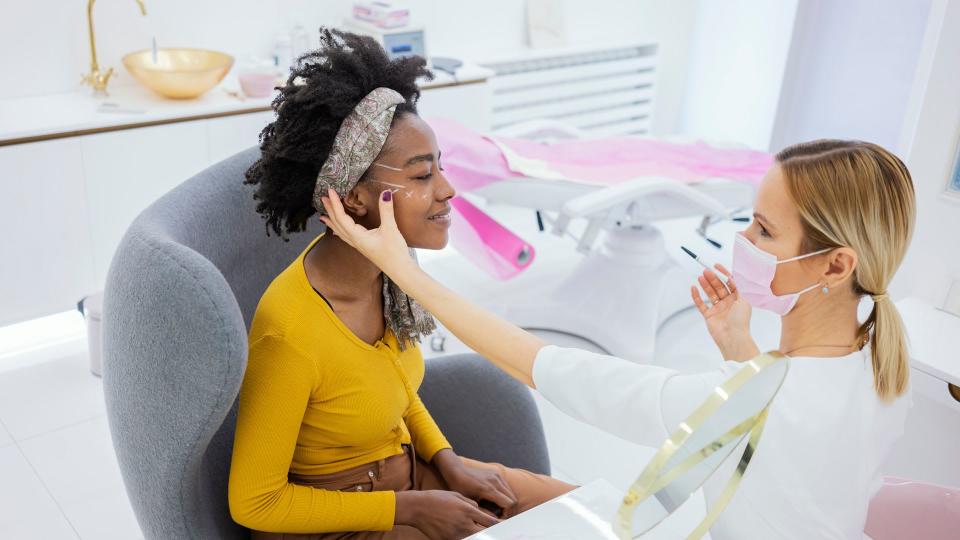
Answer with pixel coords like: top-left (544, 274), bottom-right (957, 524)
top-left (0, 0), bottom-right (698, 134)
top-left (679, 0), bottom-right (799, 150)
top-left (893, 0), bottom-right (960, 307)
top-left (769, 0), bottom-right (932, 153)
top-left (752, 0), bottom-right (952, 306)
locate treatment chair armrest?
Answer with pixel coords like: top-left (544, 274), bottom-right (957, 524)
top-left (553, 177), bottom-right (731, 244)
top-left (419, 353), bottom-right (551, 475)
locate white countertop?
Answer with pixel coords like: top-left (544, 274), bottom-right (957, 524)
top-left (0, 63), bottom-right (492, 145)
top-left (0, 82), bottom-right (274, 145)
top-left (897, 296), bottom-right (960, 386)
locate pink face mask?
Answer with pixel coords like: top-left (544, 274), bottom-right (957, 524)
top-left (732, 233), bottom-right (831, 316)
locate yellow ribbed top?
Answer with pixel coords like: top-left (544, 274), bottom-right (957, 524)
top-left (228, 234), bottom-right (451, 533)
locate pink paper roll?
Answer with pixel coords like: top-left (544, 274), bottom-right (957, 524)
top-left (449, 197), bottom-right (535, 281)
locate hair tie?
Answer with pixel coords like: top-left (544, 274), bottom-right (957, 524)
top-left (871, 292), bottom-right (889, 303)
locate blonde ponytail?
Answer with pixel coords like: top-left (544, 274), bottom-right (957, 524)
top-left (857, 296), bottom-right (911, 401)
top-left (873, 299), bottom-right (910, 399)
top-left (777, 140), bottom-right (915, 402)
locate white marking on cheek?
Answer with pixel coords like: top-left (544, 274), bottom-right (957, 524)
top-left (404, 191), bottom-right (413, 199)
top-left (371, 180), bottom-right (407, 197)
top-left (373, 180), bottom-right (406, 189)
top-left (420, 193), bottom-right (429, 200)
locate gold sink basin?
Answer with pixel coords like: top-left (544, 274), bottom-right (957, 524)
top-left (122, 48), bottom-right (234, 99)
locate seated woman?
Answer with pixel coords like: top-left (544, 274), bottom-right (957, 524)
top-left (228, 29), bottom-right (573, 540)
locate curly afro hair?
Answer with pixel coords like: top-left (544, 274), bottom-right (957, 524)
top-left (244, 28), bottom-right (433, 241)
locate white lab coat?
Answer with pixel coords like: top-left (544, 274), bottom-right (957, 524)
top-left (531, 345), bottom-right (911, 540)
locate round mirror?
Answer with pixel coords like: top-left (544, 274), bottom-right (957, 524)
top-left (615, 351), bottom-right (789, 539)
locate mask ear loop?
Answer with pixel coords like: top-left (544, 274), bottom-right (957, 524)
top-left (779, 247), bottom-right (833, 298)
top-left (794, 282), bottom-right (824, 296)
top-left (778, 247), bottom-right (833, 264)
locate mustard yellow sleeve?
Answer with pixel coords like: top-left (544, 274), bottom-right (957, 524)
top-left (403, 393), bottom-right (452, 462)
top-left (228, 335), bottom-right (395, 533)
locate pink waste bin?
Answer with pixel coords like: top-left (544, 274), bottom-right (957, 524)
top-left (865, 476), bottom-right (960, 540)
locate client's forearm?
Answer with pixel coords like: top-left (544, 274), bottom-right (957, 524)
top-left (392, 262), bottom-right (544, 386)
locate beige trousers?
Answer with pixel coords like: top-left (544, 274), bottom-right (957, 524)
top-left (250, 445), bottom-right (575, 539)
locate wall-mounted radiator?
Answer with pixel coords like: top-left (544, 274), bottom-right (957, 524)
top-left (482, 44), bottom-right (658, 137)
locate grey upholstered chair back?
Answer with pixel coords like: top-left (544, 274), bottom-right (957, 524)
top-left (102, 147), bottom-right (552, 540)
top-left (102, 147), bottom-right (312, 540)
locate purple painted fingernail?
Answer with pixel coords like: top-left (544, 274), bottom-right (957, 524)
top-left (382, 190), bottom-right (392, 202)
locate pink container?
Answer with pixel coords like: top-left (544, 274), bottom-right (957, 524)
top-left (864, 477), bottom-right (960, 539)
top-left (238, 72), bottom-right (277, 98)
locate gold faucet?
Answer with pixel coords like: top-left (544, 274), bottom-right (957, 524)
top-left (82, 0), bottom-right (147, 96)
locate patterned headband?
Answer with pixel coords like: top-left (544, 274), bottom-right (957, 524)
top-left (311, 86), bottom-right (436, 350)
top-left (312, 87), bottom-right (406, 214)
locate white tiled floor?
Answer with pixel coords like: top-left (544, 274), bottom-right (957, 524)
top-left (19, 416), bottom-right (142, 540)
top-left (0, 445), bottom-right (80, 539)
top-left (0, 351), bottom-right (106, 442)
top-left (0, 343), bottom-right (144, 540)
top-left (0, 419), bottom-right (13, 448)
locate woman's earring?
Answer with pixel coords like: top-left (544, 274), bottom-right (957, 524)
top-left (821, 285), bottom-right (829, 294)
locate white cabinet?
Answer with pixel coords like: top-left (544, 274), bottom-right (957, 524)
top-left (1, 77), bottom-right (490, 326)
top-left (0, 139), bottom-right (97, 326)
top-left (882, 367), bottom-right (960, 487)
top-left (1, 115), bottom-right (262, 326)
top-left (880, 297), bottom-right (960, 487)
top-left (80, 121), bottom-right (210, 284)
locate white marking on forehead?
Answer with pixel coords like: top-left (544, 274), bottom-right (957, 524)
top-left (372, 162), bottom-right (404, 171)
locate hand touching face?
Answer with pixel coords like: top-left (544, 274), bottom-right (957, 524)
top-left (340, 113), bottom-right (456, 250)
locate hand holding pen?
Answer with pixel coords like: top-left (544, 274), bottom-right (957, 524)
top-left (682, 246), bottom-right (759, 362)
top-left (682, 246), bottom-right (732, 295)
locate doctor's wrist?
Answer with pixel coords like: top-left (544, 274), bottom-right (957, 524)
top-left (720, 338), bottom-right (761, 362)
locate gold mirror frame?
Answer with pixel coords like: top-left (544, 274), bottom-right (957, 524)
top-left (614, 351), bottom-right (789, 539)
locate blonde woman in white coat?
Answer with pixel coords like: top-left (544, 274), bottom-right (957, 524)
top-left (316, 139), bottom-right (916, 539)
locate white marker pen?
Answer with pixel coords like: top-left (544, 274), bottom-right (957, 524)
top-left (681, 245), bottom-right (731, 293)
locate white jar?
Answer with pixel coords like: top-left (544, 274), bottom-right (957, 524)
top-left (272, 33), bottom-right (293, 76)
top-left (291, 25), bottom-right (311, 67)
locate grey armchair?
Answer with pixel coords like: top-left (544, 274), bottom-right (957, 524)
top-left (101, 147), bottom-right (551, 540)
